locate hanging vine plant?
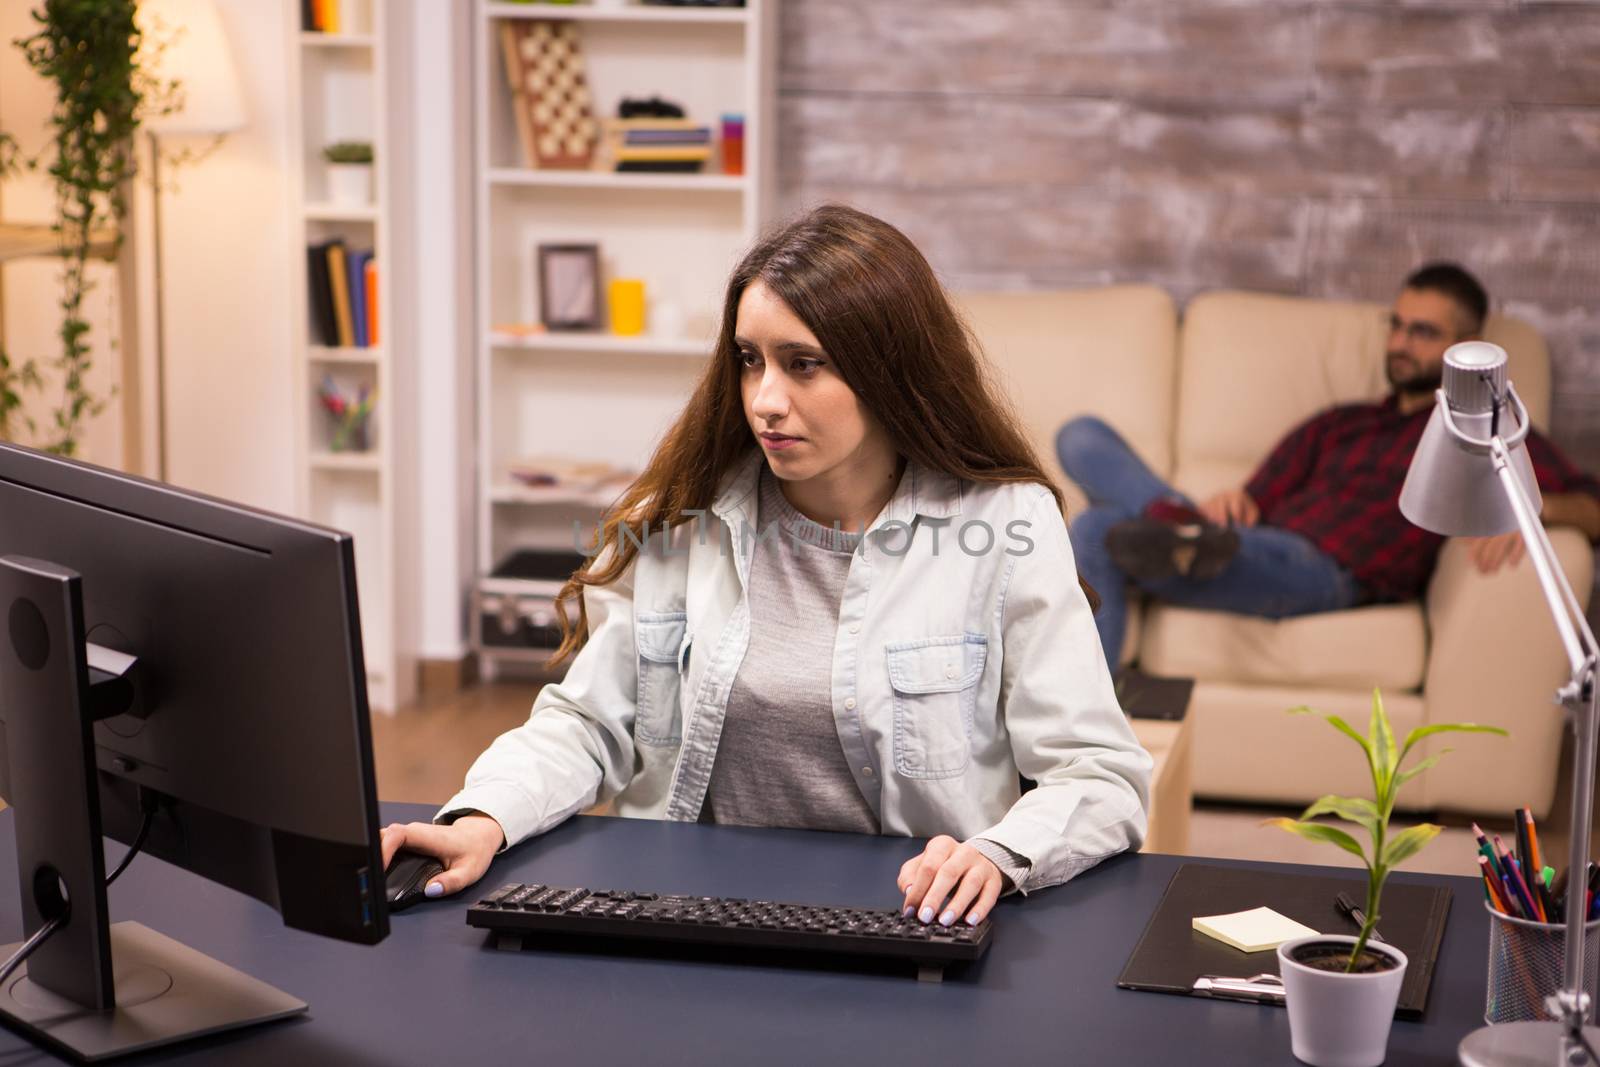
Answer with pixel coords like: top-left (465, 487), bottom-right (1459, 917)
top-left (0, 0), bottom-right (177, 456)
top-left (18, 0), bottom-right (148, 457)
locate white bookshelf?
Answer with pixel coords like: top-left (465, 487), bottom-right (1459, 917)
top-left (473, 0), bottom-right (776, 675)
top-left (288, 0), bottom-right (418, 713)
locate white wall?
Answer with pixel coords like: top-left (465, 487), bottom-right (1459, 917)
top-left (408, 0), bottom-right (475, 662)
top-left (156, 0), bottom-right (296, 511)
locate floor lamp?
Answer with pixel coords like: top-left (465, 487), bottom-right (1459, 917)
top-left (1397, 340), bottom-right (1600, 1066)
top-left (135, 0), bottom-right (245, 480)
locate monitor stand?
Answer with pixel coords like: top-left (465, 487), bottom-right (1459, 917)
top-left (0, 555), bottom-right (306, 1061)
top-left (0, 922), bottom-right (306, 1062)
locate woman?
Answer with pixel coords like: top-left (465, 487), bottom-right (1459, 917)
top-left (382, 205), bottom-right (1150, 929)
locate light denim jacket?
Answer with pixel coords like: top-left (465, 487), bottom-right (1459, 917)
top-left (439, 453), bottom-right (1152, 894)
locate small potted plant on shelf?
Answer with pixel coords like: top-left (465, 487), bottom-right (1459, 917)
top-left (1268, 689), bottom-right (1506, 1067)
top-left (322, 140), bottom-right (374, 206)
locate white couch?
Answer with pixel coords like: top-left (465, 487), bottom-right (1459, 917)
top-left (959, 285), bottom-right (1593, 817)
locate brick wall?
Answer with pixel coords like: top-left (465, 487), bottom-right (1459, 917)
top-left (777, 0), bottom-right (1600, 473)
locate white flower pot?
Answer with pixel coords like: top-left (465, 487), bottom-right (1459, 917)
top-left (1278, 935), bottom-right (1409, 1067)
top-left (326, 162), bottom-right (372, 206)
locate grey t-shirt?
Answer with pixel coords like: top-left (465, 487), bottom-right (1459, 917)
top-left (700, 468), bottom-right (1029, 893)
top-left (702, 469), bottom-right (879, 833)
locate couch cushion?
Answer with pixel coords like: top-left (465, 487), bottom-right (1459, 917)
top-left (1168, 291), bottom-right (1550, 502)
top-left (1139, 602), bottom-right (1427, 692)
top-left (1188, 682), bottom-right (1430, 810)
top-left (955, 285), bottom-right (1177, 514)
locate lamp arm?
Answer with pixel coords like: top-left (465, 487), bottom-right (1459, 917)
top-left (1490, 435), bottom-right (1600, 1060)
top-left (1489, 436), bottom-right (1599, 677)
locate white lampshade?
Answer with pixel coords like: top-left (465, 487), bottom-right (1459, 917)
top-left (1398, 341), bottom-right (1542, 538)
top-left (136, 0), bottom-right (246, 136)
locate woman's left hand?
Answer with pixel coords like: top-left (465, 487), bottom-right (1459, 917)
top-left (897, 835), bottom-right (1003, 927)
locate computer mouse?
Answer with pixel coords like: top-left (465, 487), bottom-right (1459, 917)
top-left (385, 848), bottom-right (447, 912)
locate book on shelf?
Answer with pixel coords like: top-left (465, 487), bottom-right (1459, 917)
top-left (615, 161), bottom-right (706, 173)
top-left (613, 146), bottom-right (712, 162)
top-left (326, 243), bottom-right (355, 348)
top-left (347, 249), bottom-right (372, 348)
top-left (306, 241), bottom-right (339, 346)
top-left (365, 258), bottom-right (379, 346)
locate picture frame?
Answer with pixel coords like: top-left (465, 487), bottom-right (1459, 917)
top-left (537, 243), bottom-right (602, 331)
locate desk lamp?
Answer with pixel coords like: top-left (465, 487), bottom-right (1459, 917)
top-left (1397, 341), bottom-right (1600, 1066)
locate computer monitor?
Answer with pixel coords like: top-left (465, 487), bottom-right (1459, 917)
top-left (0, 441), bottom-right (388, 1060)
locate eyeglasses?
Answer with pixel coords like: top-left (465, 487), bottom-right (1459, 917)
top-left (1387, 313), bottom-right (1448, 343)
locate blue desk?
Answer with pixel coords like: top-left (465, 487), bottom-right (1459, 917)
top-left (0, 803), bottom-right (1488, 1065)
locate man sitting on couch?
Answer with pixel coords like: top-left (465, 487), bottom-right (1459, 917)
top-left (1057, 263), bottom-right (1600, 670)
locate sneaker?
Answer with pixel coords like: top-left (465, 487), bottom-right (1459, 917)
top-left (1105, 499), bottom-right (1239, 582)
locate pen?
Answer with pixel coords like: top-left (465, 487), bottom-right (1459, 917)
top-left (1335, 891), bottom-right (1385, 943)
top-left (1193, 973), bottom-right (1286, 1005)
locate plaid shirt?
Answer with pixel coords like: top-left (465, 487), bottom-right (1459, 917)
top-left (1245, 396), bottom-right (1600, 603)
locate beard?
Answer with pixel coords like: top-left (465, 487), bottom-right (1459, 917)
top-left (1385, 350), bottom-right (1443, 398)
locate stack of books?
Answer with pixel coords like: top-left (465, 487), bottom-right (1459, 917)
top-left (307, 240), bottom-right (378, 349)
top-left (607, 119), bottom-right (712, 173)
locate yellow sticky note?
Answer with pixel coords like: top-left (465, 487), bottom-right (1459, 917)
top-left (1193, 906), bottom-right (1319, 953)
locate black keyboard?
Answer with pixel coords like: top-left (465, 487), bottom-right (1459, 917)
top-left (466, 882), bottom-right (994, 980)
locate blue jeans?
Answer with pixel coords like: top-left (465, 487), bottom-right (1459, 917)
top-left (1055, 416), bottom-right (1359, 670)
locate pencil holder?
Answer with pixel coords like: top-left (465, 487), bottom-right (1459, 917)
top-left (1484, 902), bottom-right (1600, 1024)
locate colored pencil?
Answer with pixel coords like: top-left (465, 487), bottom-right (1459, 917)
top-left (1508, 858), bottom-right (1543, 922)
top-left (1525, 811), bottom-right (1546, 878)
top-left (1499, 871), bottom-right (1527, 919)
top-left (1522, 811), bottom-right (1555, 917)
top-left (1480, 855), bottom-right (1510, 914)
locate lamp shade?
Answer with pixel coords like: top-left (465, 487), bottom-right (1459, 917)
top-left (137, 0), bottom-right (246, 136)
top-left (1398, 341), bottom-right (1542, 538)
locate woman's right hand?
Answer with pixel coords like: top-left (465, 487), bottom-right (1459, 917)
top-left (380, 814), bottom-right (506, 899)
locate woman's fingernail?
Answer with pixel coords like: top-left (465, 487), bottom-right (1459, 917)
top-left (424, 882), bottom-right (444, 898)
top-left (967, 912), bottom-right (983, 925)
top-left (939, 910), bottom-right (955, 927)
top-left (918, 906), bottom-right (934, 924)
top-left (902, 906), bottom-right (913, 917)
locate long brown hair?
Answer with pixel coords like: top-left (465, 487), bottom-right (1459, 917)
top-left (549, 203), bottom-right (1092, 663)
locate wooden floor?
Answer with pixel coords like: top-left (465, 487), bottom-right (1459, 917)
top-left (371, 679), bottom-right (1600, 878)
top-left (369, 679), bottom-right (551, 805)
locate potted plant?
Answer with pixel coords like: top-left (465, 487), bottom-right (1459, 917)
top-left (1268, 688), bottom-right (1507, 1067)
top-left (322, 140), bottom-right (373, 205)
